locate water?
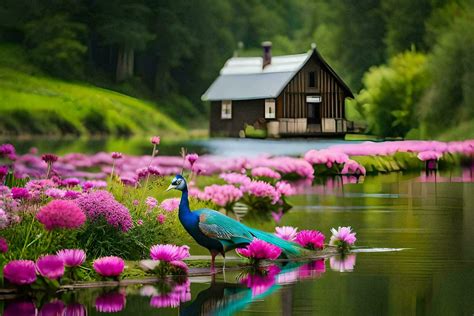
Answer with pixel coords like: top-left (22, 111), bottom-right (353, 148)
top-left (0, 136), bottom-right (362, 157)
top-left (2, 170), bottom-right (474, 315)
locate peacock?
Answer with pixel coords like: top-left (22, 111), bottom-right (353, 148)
top-left (166, 174), bottom-right (306, 271)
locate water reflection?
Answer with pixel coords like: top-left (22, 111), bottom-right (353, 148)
top-left (95, 290), bottom-right (126, 313)
top-left (329, 254), bottom-right (357, 272)
top-left (140, 277), bottom-right (191, 309)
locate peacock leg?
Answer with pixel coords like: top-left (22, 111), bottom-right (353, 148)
top-left (210, 250), bottom-right (217, 274)
top-left (222, 254), bottom-right (227, 282)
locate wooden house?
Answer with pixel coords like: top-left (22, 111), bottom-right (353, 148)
top-left (202, 42), bottom-right (354, 138)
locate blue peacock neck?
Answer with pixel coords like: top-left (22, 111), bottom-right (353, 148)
top-left (178, 186), bottom-right (192, 220)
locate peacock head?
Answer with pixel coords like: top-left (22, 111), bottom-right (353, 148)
top-left (166, 174), bottom-right (187, 192)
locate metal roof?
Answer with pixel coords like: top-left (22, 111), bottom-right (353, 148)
top-left (202, 49), bottom-right (353, 101)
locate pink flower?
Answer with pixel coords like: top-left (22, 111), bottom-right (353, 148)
top-left (95, 292), bottom-right (126, 313)
top-left (157, 214), bottom-right (166, 224)
top-left (111, 152), bottom-right (123, 160)
top-left (3, 260), bottom-right (37, 285)
top-left (275, 226), bottom-right (298, 241)
top-left (417, 151), bottom-right (442, 161)
top-left (137, 219), bottom-right (143, 226)
top-left (64, 190), bottom-right (81, 199)
top-left (41, 153), bottom-right (58, 163)
top-left (146, 197), bottom-right (158, 209)
top-left (36, 255), bottom-right (65, 280)
top-left (0, 237), bottom-right (8, 253)
top-left (11, 187), bottom-right (30, 200)
top-left (0, 143), bottom-right (16, 161)
top-left (341, 160), bottom-right (366, 175)
top-left (160, 198), bottom-right (180, 212)
top-left (151, 136), bottom-right (161, 145)
top-left (36, 200), bottom-right (86, 231)
top-left (295, 230), bottom-right (325, 250)
top-left (329, 226), bottom-right (357, 246)
top-left (219, 172), bottom-right (251, 186)
top-left (76, 190), bottom-right (133, 232)
top-left (330, 254), bottom-right (356, 272)
top-left (150, 244), bottom-right (190, 261)
top-left (185, 153), bottom-right (199, 167)
top-left (201, 184), bottom-right (242, 208)
top-left (241, 180), bottom-right (281, 204)
top-left (93, 256), bottom-right (125, 277)
top-left (0, 165), bottom-right (8, 182)
top-left (63, 177), bottom-right (81, 187)
top-left (251, 167), bottom-right (281, 179)
top-left (236, 239), bottom-right (282, 261)
top-left (275, 181), bottom-right (295, 196)
top-left (45, 188), bottom-right (66, 199)
top-left (56, 249), bottom-right (86, 267)
top-left (170, 260), bottom-right (189, 273)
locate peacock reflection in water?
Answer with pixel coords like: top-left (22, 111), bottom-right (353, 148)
top-left (179, 258), bottom-right (330, 316)
top-left (1, 256), bottom-right (358, 315)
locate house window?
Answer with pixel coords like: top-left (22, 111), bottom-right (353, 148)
top-left (265, 99), bottom-right (276, 119)
top-left (221, 100), bottom-right (232, 119)
top-left (309, 71), bottom-right (316, 88)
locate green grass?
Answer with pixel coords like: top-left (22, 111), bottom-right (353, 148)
top-left (0, 44), bottom-right (185, 137)
top-left (436, 119), bottom-right (474, 141)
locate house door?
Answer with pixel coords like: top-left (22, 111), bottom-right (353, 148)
top-left (307, 96), bottom-right (321, 124)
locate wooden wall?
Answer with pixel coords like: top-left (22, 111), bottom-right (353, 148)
top-left (278, 56), bottom-right (348, 119)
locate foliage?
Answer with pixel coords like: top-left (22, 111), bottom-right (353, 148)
top-left (355, 51), bottom-right (430, 137)
top-left (24, 14), bottom-right (87, 78)
top-left (0, 45), bottom-right (185, 137)
top-left (418, 7), bottom-right (474, 138)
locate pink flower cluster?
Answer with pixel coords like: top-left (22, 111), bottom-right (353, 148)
top-left (251, 167), bottom-right (281, 179)
top-left (3, 260), bottom-right (37, 285)
top-left (36, 200), bottom-right (86, 231)
top-left (219, 172), bottom-right (251, 186)
top-left (160, 198), bottom-right (180, 212)
top-left (201, 184), bottom-right (243, 208)
top-left (417, 151), bottom-right (442, 161)
top-left (0, 143), bottom-right (16, 161)
top-left (304, 149), bottom-right (349, 167)
top-left (241, 180), bottom-right (281, 204)
top-left (341, 159), bottom-right (366, 175)
top-left (76, 190), bottom-right (133, 232)
top-left (236, 239), bottom-right (282, 261)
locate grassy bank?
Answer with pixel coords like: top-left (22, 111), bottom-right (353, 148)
top-left (0, 45), bottom-right (185, 137)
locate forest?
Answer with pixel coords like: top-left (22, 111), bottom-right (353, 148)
top-left (0, 0), bottom-right (473, 139)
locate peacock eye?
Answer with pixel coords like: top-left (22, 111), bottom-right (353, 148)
top-left (177, 180), bottom-right (182, 185)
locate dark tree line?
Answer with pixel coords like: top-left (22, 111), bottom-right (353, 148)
top-left (0, 0), bottom-right (467, 128)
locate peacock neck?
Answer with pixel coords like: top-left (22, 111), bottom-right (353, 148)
top-left (179, 187), bottom-right (192, 219)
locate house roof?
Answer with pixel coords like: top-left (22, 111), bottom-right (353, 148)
top-left (202, 48), bottom-right (353, 101)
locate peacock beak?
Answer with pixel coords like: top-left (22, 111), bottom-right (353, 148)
top-left (165, 184), bottom-right (176, 192)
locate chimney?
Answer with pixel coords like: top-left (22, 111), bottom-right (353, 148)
top-left (262, 41), bottom-right (272, 69)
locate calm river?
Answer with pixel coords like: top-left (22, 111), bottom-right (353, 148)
top-left (3, 168), bottom-right (473, 315)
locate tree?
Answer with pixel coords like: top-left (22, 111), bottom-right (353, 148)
top-left (93, 0), bottom-right (154, 82)
top-left (356, 51), bottom-right (430, 137)
top-left (419, 7), bottom-right (474, 136)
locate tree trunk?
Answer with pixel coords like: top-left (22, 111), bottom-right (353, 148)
top-left (116, 47), bottom-right (127, 82)
top-left (116, 46), bottom-right (135, 82)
